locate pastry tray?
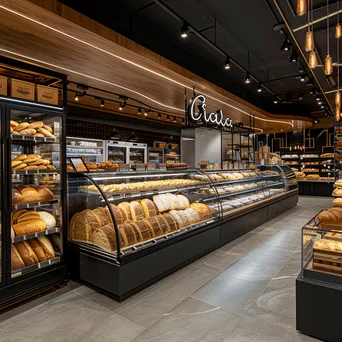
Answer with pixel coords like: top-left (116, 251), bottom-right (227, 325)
top-left (13, 199), bottom-right (59, 210)
top-left (11, 134), bottom-right (58, 143)
top-left (12, 227), bottom-right (60, 244)
top-left (11, 256), bottom-right (61, 278)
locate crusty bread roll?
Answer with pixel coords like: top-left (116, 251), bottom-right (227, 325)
top-left (145, 216), bottom-right (163, 236)
top-left (141, 199), bottom-right (158, 218)
top-left (333, 188), bottom-right (342, 197)
top-left (130, 201), bottom-right (145, 221)
top-left (14, 122), bottom-right (29, 132)
top-left (176, 195), bottom-right (190, 209)
top-left (93, 207), bottom-right (111, 227)
top-left (24, 165), bottom-right (38, 170)
top-left (306, 174), bottom-right (320, 180)
top-left (19, 128), bottom-right (36, 136)
top-left (10, 120), bottom-right (19, 128)
top-left (34, 133), bottom-right (45, 137)
top-left (12, 163), bottom-right (27, 170)
top-left (12, 160), bottom-right (22, 168)
top-left (93, 225), bottom-right (118, 252)
top-left (28, 239), bottom-right (47, 262)
top-left (38, 127), bottom-right (53, 137)
top-left (11, 245), bottom-right (25, 270)
top-left (133, 220), bottom-right (154, 241)
top-left (168, 210), bottom-right (184, 228)
top-left (333, 198), bottom-right (342, 207)
top-left (37, 236), bottom-right (55, 259)
top-left (42, 124), bottom-right (53, 133)
top-left (12, 209), bottom-right (27, 223)
top-left (108, 204), bottom-right (127, 224)
top-left (117, 202), bottom-right (132, 221)
top-left (168, 194), bottom-right (180, 210)
top-left (13, 154), bottom-right (27, 161)
top-left (15, 241), bottom-right (39, 266)
top-left (190, 203), bottom-right (213, 220)
top-left (12, 219), bottom-right (46, 236)
top-left (29, 121), bottom-right (43, 129)
top-left (37, 211), bottom-right (56, 228)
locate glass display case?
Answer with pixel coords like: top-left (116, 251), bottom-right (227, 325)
top-left (66, 137), bottom-right (104, 163)
top-left (148, 147), bottom-right (164, 164)
top-left (10, 108), bottom-right (64, 278)
top-left (68, 165), bottom-right (296, 262)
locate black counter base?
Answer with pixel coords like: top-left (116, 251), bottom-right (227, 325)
top-left (0, 265), bottom-right (67, 310)
top-left (298, 181), bottom-right (333, 196)
top-left (296, 273), bottom-right (342, 342)
top-left (69, 193), bottom-right (298, 301)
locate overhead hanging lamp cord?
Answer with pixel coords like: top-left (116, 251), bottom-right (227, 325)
top-left (327, 0), bottom-right (330, 55)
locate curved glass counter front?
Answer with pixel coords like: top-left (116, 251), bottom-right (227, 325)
top-left (67, 166), bottom-right (296, 262)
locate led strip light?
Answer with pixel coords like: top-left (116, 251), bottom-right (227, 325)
top-left (0, 4), bottom-right (296, 129)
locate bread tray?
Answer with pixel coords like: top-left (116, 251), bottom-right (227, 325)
top-left (12, 227), bottom-right (60, 244)
top-left (11, 134), bottom-right (57, 143)
top-left (13, 199), bottom-right (59, 210)
top-left (11, 256), bottom-right (60, 278)
top-left (319, 222), bottom-right (342, 230)
top-left (313, 248), bottom-right (342, 275)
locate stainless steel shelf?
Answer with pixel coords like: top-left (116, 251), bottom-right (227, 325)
top-left (12, 169), bottom-right (59, 175)
top-left (11, 134), bottom-right (58, 143)
top-left (13, 199), bottom-right (59, 210)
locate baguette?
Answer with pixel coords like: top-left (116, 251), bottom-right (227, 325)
top-left (38, 127), bottom-right (53, 137)
top-left (10, 120), bottom-right (19, 128)
top-left (12, 209), bottom-right (27, 223)
top-left (12, 163), bottom-right (27, 170)
top-left (11, 245), bottom-right (25, 270)
top-left (10, 127), bottom-right (13, 134)
top-left (19, 128), bottom-right (36, 136)
top-left (11, 161), bottom-right (22, 168)
top-left (42, 124), bottom-right (53, 133)
top-left (29, 121), bottom-right (44, 129)
top-left (28, 159), bottom-right (44, 166)
top-left (37, 165), bottom-right (47, 170)
top-left (28, 239), bottom-right (47, 262)
top-left (12, 219), bottom-right (46, 236)
top-left (36, 236), bottom-right (55, 259)
top-left (15, 241), bottom-right (39, 266)
top-left (24, 165), bottom-right (38, 170)
top-left (34, 133), bottom-right (45, 137)
top-left (13, 154), bottom-right (27, 161)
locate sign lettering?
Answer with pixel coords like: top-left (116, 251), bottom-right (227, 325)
top-left (188, 94), bottom-right (233, 128)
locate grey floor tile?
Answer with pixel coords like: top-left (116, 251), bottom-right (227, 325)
top-left (275, 252), bottom-right (301, 278)
top-left (0, 291), bottom-right (143, 342)
top-left (192, 250), bottom-right (242, 271)
top-left (132, 297), bottom-right (241, 342)
top-left (114, 262), bottom-right (218, 328)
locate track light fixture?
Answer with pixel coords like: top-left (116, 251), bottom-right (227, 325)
top-left (314, 119), bottom-right (320, 124)
top-left (245, 73), bottom-right (251, 84)
top-left (300, 75), bottom-right (305, 82)
top-left (299, 66), bottom-right (304, 73)
top-left (173, 117), bottom-right (177, 123)
top-left (257, 84), bottom-right (262, 92)
top-left (281, 39), bottom-right (291, 51)
top-left (298, 93), bottom-right (304, 100)
top-left (167, 115), bottom-right (170, 121)
top-left (290, 52), bottom-right (298, 63)
top-left (274, 96), bottom-right (279, 104)
top-left (119, 101), bottom-right (126, 110)
top-left (158, 112), bottom-right (161, 119)
top-left (182, 119), bottom-right (185, 125)
top-left (144, 109), bottom-right (149, 116)
top-left (224, 58), bottom-right (231, 70)
top-left (316, 94), bottom-right (321, 101)
top-left (318, 100), bottom-right (323, 105)
top-left (138, 107), bottom-right (141, 115)
top-left (74, 93), bottom-right (79, 101)
top-left (100, 99), bottom-right (104, 107)
top-left (181, 23), bottom-right (189, 38)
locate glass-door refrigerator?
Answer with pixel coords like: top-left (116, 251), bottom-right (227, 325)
top-left (148, 147), bottom-right (164, 164)
top-left (104, 140), bottom-right (128, 164)
top-left (128, 142), bottom-right (147, 166)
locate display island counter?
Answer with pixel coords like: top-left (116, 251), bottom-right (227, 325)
top-left (67, 165), bottom-right (298, 300)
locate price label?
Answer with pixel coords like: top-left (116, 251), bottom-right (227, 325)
top-left (136, 163), bottom-right (146, 171)
top-left (159, 163), bottom-right (167, 171)
top-left (147, 162), bottom-right (156, 171)
top-left (119, 164), bottom-right (130, 172)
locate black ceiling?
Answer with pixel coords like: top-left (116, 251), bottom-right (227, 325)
top-left (59, 0), bottom-right (332, 119)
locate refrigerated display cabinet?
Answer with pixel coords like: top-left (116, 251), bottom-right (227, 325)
top-left (148, 147), bottom-right (164, 164)
top-left (67, 165), bottom-right (298, 300)
top-left (104, 141), bottom-right (147, 166)
top-left (66, 137), bottom-right (104, 163)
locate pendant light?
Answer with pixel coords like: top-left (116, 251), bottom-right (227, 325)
top-left (337, 1), bottom-right (341, 38)
top-left (336, 91), bottom-right (341, 107)
top-left (309, 51), bottom-right (318, 68)
top-left (296, 0), bottom-right (307, 16)
top-left (305, 0), bottom-right (314, 52)
top-left (336, 106), bottom-right (341, 122)
top-left (325, 0), bottom-right (333, 76)
top-left (336, 23), bottom-right (341, 110)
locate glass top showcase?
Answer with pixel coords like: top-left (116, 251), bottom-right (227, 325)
top-left (67, 165), bottom-right (297, 262)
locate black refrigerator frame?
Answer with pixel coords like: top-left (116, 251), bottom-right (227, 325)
top-left (0, 58), bottom-right (68, 309)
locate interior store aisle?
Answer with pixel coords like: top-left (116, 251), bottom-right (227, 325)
top-left (0, 196), bottom-right (329, 342)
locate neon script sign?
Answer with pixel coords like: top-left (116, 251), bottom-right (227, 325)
top-left (188, 94), bottom-right (233, 128)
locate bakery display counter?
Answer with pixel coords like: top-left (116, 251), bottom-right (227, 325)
top-left (67, 165), bottom-right (298, 300)
top-left (296, 206), bottom-right (342, 341)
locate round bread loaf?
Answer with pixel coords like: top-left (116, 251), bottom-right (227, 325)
top-left (36, 236), bottom-right (55, 259)
top-left (333, 198), bottom-right (342, 207)
top-left (334, 180), bottom-right (342, 188)
top-left (333, 188), bottom-right (342, 197)
top-left (37, 211), bottom-right (56, 228)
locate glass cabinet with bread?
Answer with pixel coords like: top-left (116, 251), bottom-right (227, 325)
top-left (9, 107), bottom-right (64, 278)
top-left (67, 166), bottom-right (296, 261)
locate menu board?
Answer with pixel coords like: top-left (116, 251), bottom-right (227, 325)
top-left (69, 157), bottom-right (89, 172)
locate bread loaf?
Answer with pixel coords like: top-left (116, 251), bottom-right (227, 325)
top-left (38, 127), bottom-right (53, 137)
top-left (177, 195), bottom-right (190, 209)
top-left (13, 154), bottom-right (27, 161)
top-left (108, 204), bottom-right (127, 224)
top-left (162, 213), bottom-right (179, 232)
top-left (118, 202), bottom-right (132, 221)
top-left (19, 128), bottom-right (36, 136)
top-left (36, 236), bottom-right (55, 259)
top-left (153, 194), bottom-right (171, 212)
top-left (15, 241), bottom-right (39, 266)
top-left (11, 245), bottom-right (25, 270)
top-left (145, 216), bottom-right (163, 236)
top-left (12, 186), bottom-right (55, 204)
top-left (333, 198), bottom-right (342, 207)
top-left (29, 121), bottom-right (43, 129)
top-left (10, 120), bottom-right (19, 128)
top-left (190, 203), bottom-right (212, 220)
top-left (83, 209), bottom-right (101, 234)
top-left (42, 124), bottom-right (53, 133)
top-left (37, 211), bottom-right (56, 228)
top-left (93, 207), bottom-right (111, 226)
top-left (130, 201), bottom-right (145, 221)
top-left (12, 219), bottom-right (46, 236)
top-left (184, 207), bottom-right (201, 224)
top-left (93, 225), bottom-right (118, 252)
top-left (28, 239), bottom-right (47, 262)
top-left (12, 161), bottom-right (22, 168)
top-left (12, 209), bottom-right (27, 223)
top-left (168, 210), bottom-right (184, 228)
top-left (155, 215), bottom-right (169, 234)
top-left (119, 222), bottom-right (138, 246)
top-left (134, 220), bottom-right (154, 241)
top-left (14, 122), bottom-right (29, 132)
top-left (333, 188), bottom-right (342, 197)
top-left (168, 194), bottom-right (180, 210)
top-left (13, 163), bottom-right (27, 170)
top-left (306, 174), bottom-right (320, 180)
top-left (17, 211), bottom-right (40, 222)
top-left (334, 180), bottom-right (342, 188)
top-left (176, 210), bottom-right (190, 227)
top-left (69, 212), bottom-right (92, 242)
top-left (141, 199), bottom-right (158, 218)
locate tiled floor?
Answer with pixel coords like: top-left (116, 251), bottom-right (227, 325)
top-left (0, 196), bottom-right (331, 342)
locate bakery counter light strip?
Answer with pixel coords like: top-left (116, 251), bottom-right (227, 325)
top-left (11, 256), bottom-right (60, 278)
top-left (11, 227), bottom-right (60, 244)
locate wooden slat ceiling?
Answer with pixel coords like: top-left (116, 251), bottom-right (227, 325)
top-left (0, 0), bottom-right (313, 133)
